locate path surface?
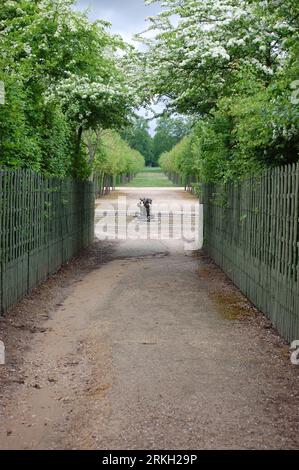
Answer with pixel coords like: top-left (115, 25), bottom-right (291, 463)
top-left (0, 187), bottom-right (298, 449)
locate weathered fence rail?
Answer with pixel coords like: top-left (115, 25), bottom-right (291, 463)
top-left (0, 169), bottom-right (94, 314)
top-left (203, 163), bottom-right (299, 342)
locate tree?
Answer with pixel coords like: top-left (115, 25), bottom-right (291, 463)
top-left (140, 0), bottom-right (299, 181)
top-left (94, 130), bottom-right (144, 185)
top-left (0, 0), bottom-right (137, 178)
top-left (140, 0), bottom-right (296, 115)
top-left (152, 116), bottom-right (191, 165)
top-left (121, 116), bottom-right (153, 166)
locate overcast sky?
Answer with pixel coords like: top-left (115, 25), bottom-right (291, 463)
top-left (75, 0), bottom-right (161, 44)
top-left (74, 0), bottom-right (163, 134)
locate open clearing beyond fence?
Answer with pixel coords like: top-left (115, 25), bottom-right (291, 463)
top-left (0, 170), bottom-right (94, 314)
top-left (203, 162), bottom-right (299, 342)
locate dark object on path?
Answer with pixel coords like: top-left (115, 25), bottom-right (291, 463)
top-left (139, 198), bottom-right (152, 222)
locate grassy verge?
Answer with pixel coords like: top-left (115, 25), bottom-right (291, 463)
top-left (125, 168), bottom-right (177, 187)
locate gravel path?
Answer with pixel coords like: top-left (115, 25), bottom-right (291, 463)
top-left (0, 188), bottom-right (298, 449)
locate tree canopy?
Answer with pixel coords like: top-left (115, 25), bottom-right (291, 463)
top-left (121, 116), bottom-right (153, 166)
top-left (139, 0), bottom-right (299, 182)
top-left (0, 0), bottom-right (298, 183)
top-left (94, 130), bottom-right (145, 177)
top-left (152, 116), bottom-right (191, 165)
top-left (0, 0), bottom-right (138, 178)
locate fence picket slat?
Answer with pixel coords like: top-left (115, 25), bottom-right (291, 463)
top-left (203, 163), bottom-right (299, 342)
top-left (0, 169), bottom-right (95, 315)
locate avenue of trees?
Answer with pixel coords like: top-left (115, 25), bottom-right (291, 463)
top-left (0, 0), bottom-right (298, 184)
top-left (94, 130), bottom-right (144, 182)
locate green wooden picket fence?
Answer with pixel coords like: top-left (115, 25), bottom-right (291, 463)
top-left (203, 162), bottom-right (299, 343)
top-left (0, 169), bottom-right (95, 315)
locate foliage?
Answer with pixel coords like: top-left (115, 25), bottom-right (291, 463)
top-left (0, 0), bottom-right (137, 178)
top-left (141, 0), bottom-right (299, 182)
top-left (124, 168), bottom-right (176, 187)
top-left (152, 115), bottom-right (191, 165)
top-left (121, 116), bottom-right (153, 166)
top-left (94, 130), bottom-right (144, 177)
top-left (1, 0), bottom-right (298, 183)
top-left (121, 114), bottom-right (190, 167)
top-left (159, 135), bottom-right (194, 180)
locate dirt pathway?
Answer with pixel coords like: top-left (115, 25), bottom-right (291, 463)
top-left (0, 188), bottom-right (298, 449)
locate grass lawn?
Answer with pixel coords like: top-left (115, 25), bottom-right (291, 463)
top-left (125, 168), bottom-right (177, 187)
top-left (141, 167), bottom-right (164, 172)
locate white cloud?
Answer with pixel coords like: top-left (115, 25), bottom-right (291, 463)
top-left (74, 0), bottom-right (161, 43)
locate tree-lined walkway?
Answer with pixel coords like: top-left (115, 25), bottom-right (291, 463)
top-left (0, 0), bottom-right (298, 451)
top-left (0, 186), bottom-right (298, 449)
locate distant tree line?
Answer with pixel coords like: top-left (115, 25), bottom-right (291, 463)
top-left (121, 115), bottom-right (191, 167)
